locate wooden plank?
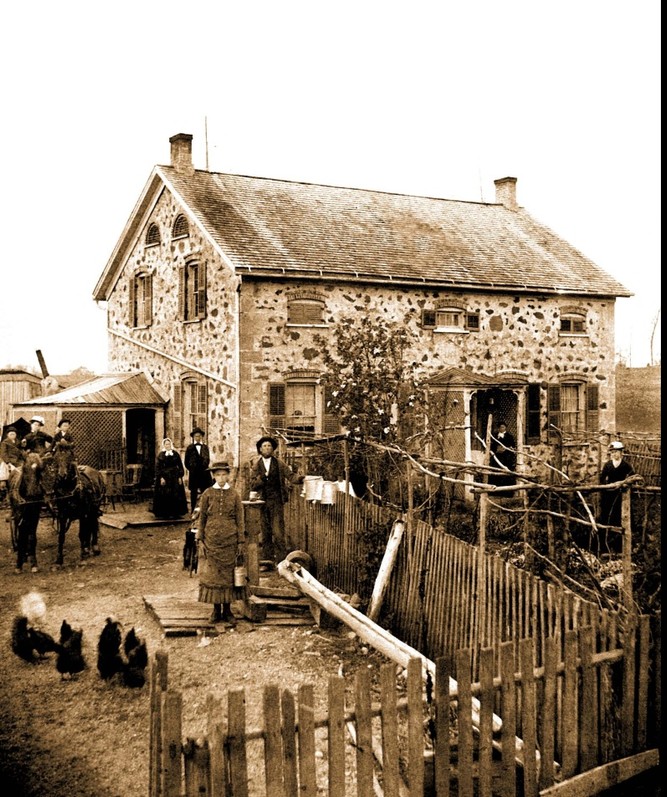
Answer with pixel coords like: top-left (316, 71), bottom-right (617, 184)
top-left (227, 690), bottom-right (248, 797)
top-left (281, 689), bottom-right (298, 797)
top-left (161, 691), bottom-right (183, 797)
top-left (478, 648), bottom-right (494, 797)
top-left (328, 676), bottom-right (346, 797)
top-left (249, 584), bottom-right (302, 599)
top-left (184, 738), bottom-right (210, 797)
top-left (520, 638), bottom-right (539, 797)
top-left (579, 628), bottom-right (596, 772)
top-left (540, 637), bottom-right (557, 790)
top-left (434, 657), bottom-right (451, 797)
top-left (367, 519), bottom-right (405, 622)
top-left (355, 667), bottom-right (374, 796)
top-left (297, 684), bottom-right (317, 797)
top-left (621, 614), bottom-right (637, 757)
top-left (538, 749), bottom-right (659, 797)
top-left (263, 685), bottom-right (285, 797)
top-left (500, 642), bottom-right (517, 797)
top-left (562, 630), bottom-right (579, 778)
top-left (636, 615), bottom-right (650, 750)
top-left (455, 648), bottom-right (474, 797)
top-left (406, 657), bottom-right (424, 797)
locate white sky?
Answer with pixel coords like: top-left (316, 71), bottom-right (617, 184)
top-left (0, 0), bottom-right (660, 375)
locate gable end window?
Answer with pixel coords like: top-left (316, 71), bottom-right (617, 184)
top-left (421, 307), bottom-right (479, 332)
top-left (173, 214), bottom-right (190, 238)
top-left (146, 223), bottom-right (161, 246)
top-left (560, 312), bottom-right (587, 335)
top-left (128, 272), bottom-right (153, 328)
top-left (287, 299), bottom-right (326, 326)
top-left (178, 260), bottom-right (207, 321)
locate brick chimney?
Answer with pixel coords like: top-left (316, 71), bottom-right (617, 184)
top-left (494, 176), bottom-right (518, 210)
top-left (169, 133), bottom-right (194, 175)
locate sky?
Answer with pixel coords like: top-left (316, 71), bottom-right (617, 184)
top-left (0, 0), bottom-right (660, 376)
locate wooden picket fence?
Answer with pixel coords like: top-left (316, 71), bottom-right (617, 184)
top-left (148, 618), bottom-right (659, 797)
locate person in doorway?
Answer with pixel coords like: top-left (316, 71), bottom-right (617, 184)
top-left (249, 435), bottom-right (304, 566)
top-left (184, 427), bottom-right (213, 513)
top-left (196, 461), bottom-right (245, 624)
top-left (152, 438), bottom-right (188, 519)
top-left (21, 416), bottom-right (53, 456)
top-left (597, 441), bottom-right (635, 555)
top-left (489, 422), bottom-right (516, 493)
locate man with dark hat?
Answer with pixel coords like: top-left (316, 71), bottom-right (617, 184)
top-left (597, 440), bottom-right (635, 555)
top-left (184, 427), bottom-right (213, 512)
top-left (249, 435), bottom-right (304, 565)
top-left (21, 416), bottom-right (53, 455)
top-left (53, 418), bottom-right (76, 455)
top-left (1, 426), bottom-right (25, 468)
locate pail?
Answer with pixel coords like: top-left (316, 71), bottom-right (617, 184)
top-left (234, 560), bottom-right (247, 587)
top-left (303, 475), bottom-right (324, 501)
top-left (321, 480), bottom-right (337, 505)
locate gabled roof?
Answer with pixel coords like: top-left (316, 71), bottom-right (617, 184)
top-left (94, 167), bottom-right (632, 301)
top-left (16, 372), bottom-right (167, 406)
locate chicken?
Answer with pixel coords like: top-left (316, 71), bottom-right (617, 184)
top-left (122, 627), bottom-right (148, 688)
top-left (10, 616), bottom-right (60, 663)
top-left (97, 617), bottom-right (124, 680)
top-left (56, 620), bottom-right (86, 679)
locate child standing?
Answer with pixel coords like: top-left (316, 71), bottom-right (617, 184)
top-left (196, 462), bottom-right (245, 624)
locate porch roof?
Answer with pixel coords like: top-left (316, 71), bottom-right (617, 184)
top-left (16, 372), bottom-right (167, 406)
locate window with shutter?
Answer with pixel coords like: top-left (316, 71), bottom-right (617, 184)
top-left (421, 309), bottom-right (436, 328)
top-left (323, 385), bottom-right (339, 435)
top-left (182, 261), bottom-right (205, 321)
top-left (547, 385), bottom-right (561, 442)
top-left (560, 313), bottom-right (587, 334)
top-left (128, 276), bottom-right (136, 327)
top-left (172, 382), bottom-right (183, 447)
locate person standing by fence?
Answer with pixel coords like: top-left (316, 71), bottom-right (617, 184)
top-left (597, 440), bottom-right (634, 554)
top-left (249, 435), bottom-right (304, 566)
top-left (196, 461), bottom-right (245, 624)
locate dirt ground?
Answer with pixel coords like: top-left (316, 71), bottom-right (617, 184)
top-left (0, 500), bottom-right (392, 797)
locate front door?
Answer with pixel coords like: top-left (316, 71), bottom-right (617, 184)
top-left (471, 389), bottom-right (518, 452)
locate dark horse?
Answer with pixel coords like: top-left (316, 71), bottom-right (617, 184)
top-left (41, 449), bottom-right (107, 566)
top-left (8, 453), bottom-right (45, 573)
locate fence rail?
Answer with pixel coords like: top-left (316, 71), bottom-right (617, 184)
top-left (149, 617), bottom-right (659, 797)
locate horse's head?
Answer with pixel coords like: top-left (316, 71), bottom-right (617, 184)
top-left (43, 449), bottom-right (78, 494)
top-left (14, 453), bottom-right (45, 501)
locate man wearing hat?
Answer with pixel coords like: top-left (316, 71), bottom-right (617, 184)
top-left (249, 436), bottom-right (304, 565)
top-left (1, 426), bottom-right (25, 469)
top-left (53, 418), bottom-right (76, 456)
top-left (21, 416), bottom-right (53, 455)
top-left (598, 440), bottom-right (635, 554)
top-left (184, 427), bottom-right (213, 512)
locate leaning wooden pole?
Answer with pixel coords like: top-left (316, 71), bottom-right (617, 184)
top-left (277, 559), bottom-right (539, 769)
top-left (367, 519), bottom-right (405, 623)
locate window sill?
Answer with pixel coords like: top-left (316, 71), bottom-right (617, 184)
top-left (286, 323), bottom-right (329, 328)
top-left (433, 327), bottom-right (468, 334)
top-left (558, 333), bottom-right (589, 339)
top-left (182, 318), bottom-right (204, 325)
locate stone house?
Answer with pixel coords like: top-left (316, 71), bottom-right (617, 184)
top-left (92, 133), bottom-right (631, 487)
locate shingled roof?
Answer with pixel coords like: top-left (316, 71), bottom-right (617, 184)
top-left (95, 165), bottom-right (631, 300)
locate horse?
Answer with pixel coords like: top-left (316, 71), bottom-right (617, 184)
top-left (41, 448), bottom-right (107, 566)
top-left (8, 453), bottom-right (46, 573)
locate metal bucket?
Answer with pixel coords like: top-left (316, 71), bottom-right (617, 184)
top-left (234, 562), bottom-right (247, 587)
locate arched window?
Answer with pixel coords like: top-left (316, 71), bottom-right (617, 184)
top-left (286, 290), bottom-right (327, 326)
top-left (559, 310), bottom-right (587, 334)
top-left (173, 214), bottom-right (190, 238)
top-left (145, 223), bottom-right (161, 246)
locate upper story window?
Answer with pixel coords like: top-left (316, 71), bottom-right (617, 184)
top-left (559, 311), bottom-right (587, 335)
top-left (286, 291), bottom-right (327, 326)
top-left (128, 272), bottom-right (153, 328)
top-left (422, 307), bottom-right (480, 332)
top-left (145, 223), bottom-right (161, 246)
top-left (178, 260), bottom-right (206, 321)
top-left (173, 214), bottom-right (190, 239)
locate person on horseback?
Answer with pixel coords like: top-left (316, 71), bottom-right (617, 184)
top-left (53, 418), bottom-right (76, 457)
top-left (1, 426), bottom-right (24, 502)
top-left (21, 416), bottom-right (53, 456)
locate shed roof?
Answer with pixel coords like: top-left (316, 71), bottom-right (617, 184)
top-left (94, 167), bottom-right (632, 301)
top-left (17, 372), bottom-right (167, 406)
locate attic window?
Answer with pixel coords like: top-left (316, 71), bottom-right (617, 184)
top-left (146, 223), bottom-right (161, 246)
top-left (422, 307), bottom-right (479, 332)
top-left (287, 299), bottom-right (326, 326)
top-left (173, 214), bottom-right (190, 238)
top-left (560, 312), bottom-right (587, 335)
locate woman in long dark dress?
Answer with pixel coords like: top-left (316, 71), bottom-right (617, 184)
top-left (197, 461), bottom-right (245, 624)
top-left (152, 438), bottom-right (188, 519)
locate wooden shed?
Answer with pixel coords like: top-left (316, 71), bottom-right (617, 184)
top-left (11, 372), bottom-right (168, 491)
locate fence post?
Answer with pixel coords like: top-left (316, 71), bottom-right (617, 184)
top-left (162, 691), bottom-right (183, 797)
top-left (621, 488), bottom-right (633, 611)
top-left (149, 650), bottom-right (169, 797)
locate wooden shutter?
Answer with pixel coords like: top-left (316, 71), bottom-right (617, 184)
top-left (422, 309), bottom-right (436, 327)
top-left (196, 261), bottom-right (207, 319)
top-left (586, 383), bottom-right (599, 432)
top-left (526, 384), bottom-right (541, 443)
top-left (178, 267), bottom-right (185, 320)
top-left (269, 384), bottom-right (286, 430)
top-left (144, 274), bottom-right (153, 326)
top-left (196, 382), bottom-right (208, 434)
top-left (288, 301), bottom-right (322, 324)
top-left (172, 382), bottom-right (183, 447)
top-left (547, 385), bottom-right (561, 443)
top-left (128, 276), bottom-right (136, 327)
